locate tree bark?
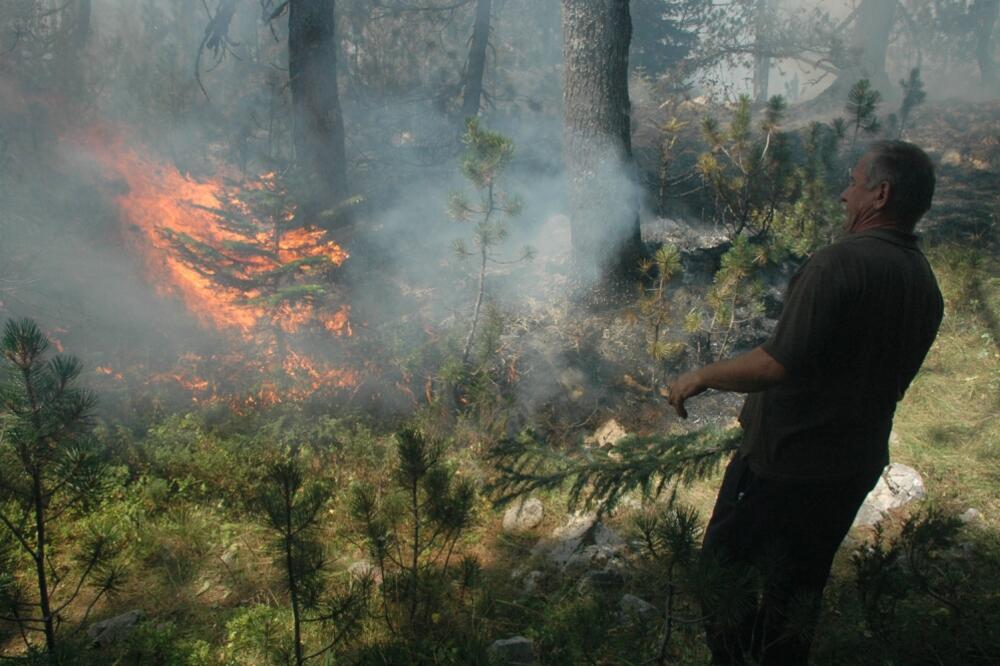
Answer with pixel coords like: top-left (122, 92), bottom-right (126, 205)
top-left (972, 0), bottom-right (999, 87)
top-left (807, 0), bottom-right (897, 111)
top-left (852, 0), bottom-right (895, 92)
top-left (752, 0), bottom-right (771, 105)
top-left (562, 0), bottom-right (644, 292)
top-left (461, 0), bottom-right (492, 119)
top-left (289, 0), bottom-right (349, 227)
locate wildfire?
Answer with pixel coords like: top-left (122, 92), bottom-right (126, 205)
top-left (321, 306), bottom-right (352, 336)
top-left (75, 128), bottom-right (349, 336)
top-left (68, 126), bottom-right (359, 404)
top-left (95, 366), bottom-right (124, 380)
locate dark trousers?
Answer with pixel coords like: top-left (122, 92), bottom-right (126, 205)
top-left (701, 455), bottom-right (880, 665)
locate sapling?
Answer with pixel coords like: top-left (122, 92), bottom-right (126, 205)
top-left (0, 319), bottom-right (124, 657)
top-left (846, 79), bottom-right (882, 149)
top-left (349, 428), bottom-right (476, 637)
top-left (696, 95), bottom-right (792, 238)
top-left (634, 244), bottom-right (684, 391)
top-left (448, 118), bottom-right (532, 366)
top-left (255, 452), bottom-right (369, 666)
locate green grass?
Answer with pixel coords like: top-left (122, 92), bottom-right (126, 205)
top-left (891, 244), bottom-right (1000, 528)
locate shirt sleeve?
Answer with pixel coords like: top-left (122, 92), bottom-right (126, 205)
top-left (761, 252), bottom-right (847, 378)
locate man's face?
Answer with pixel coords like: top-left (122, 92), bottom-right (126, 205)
top-left (840, 155), bottom-right (884, 231)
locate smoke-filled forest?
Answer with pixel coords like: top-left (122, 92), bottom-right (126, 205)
top-left (1, 0), bottom-right (999, 663)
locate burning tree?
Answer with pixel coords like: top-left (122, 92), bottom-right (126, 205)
top-left (161, 172), bottom-right (348, 338)
top-left (157, 171), bottom-right (353, 400)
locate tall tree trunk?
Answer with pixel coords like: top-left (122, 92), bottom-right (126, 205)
top-left (808, 0), bottom-right (897, 110)
top-left (562, 0), bottom-right (644, 293)
top-left (289, 0), bottom-right (348, 228)
top-left (973, 0), bottom-right (999, 87)
top-left (77, 0), bottom-right (91, 45)
top-left (752, 0), bottom-right (771, 105)
top-left (852, 0), bottom-right (895, 93)
top-left (58, 0), bottom-right (91, 96)
top-left (461, 0), bottom-right (492, 119)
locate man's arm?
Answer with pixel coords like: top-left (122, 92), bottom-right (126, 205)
top-left (666, 346), bottom-right (788, 418)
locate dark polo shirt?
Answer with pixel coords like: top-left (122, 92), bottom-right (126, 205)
top-left (738, 229), bottom-right (943, 481)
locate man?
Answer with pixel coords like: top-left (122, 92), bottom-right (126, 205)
top-left (667, 141), bottom-right (944, 665)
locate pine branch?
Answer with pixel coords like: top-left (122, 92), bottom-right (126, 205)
top-left (247, 284), bottom-right (328, 308)
top-left (486, 428), bottom-right (741, 516)
top-left (253, 257), bottom-right (334, 283)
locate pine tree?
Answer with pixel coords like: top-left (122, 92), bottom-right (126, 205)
top-left (698, 237), bottom-right (768, 361)
top-left (448, 118), bottom-right (531, 366)
top-left (0, 319), bottom-right (124, 657)
top-left (630, 504), bottom-right (705, 665)
top-left (349, 428), bottom-right (477, 637)
top-left (634, 244), bottom-right (684, 392)
top-left (162, 173), bottom-right (349, 337)
top-left (255, 452), bottom-right (369, 666)
top-left (896, 67), bottom-right (927, 139)
top-left (696, 95), bottom-right (792, 238)
top-left (161, 171), bottom-right (355, 395)
top-left (845, 78), bottom-right (882, 149)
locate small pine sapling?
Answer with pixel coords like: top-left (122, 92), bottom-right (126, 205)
top-left (630, 505), bottom-right (703, 665)
top-left (0, 319), bottom-right (125, 657)
top-left (846, 79), bottom-right (882, 149)
top-left (685, 238), bottom-right (767, 362)
top-left (348, 428), bottom-right (477, 638)
top-left (896, 67), bottom-right (926, 139)
top-left (850, 506), bottom-right (1000, 662)
top-left (634, 244), bottom-right (684, 392)
top-left (255, 452), bottom-right (369, 666)
top-left (448, 118), bottom-right (532, 366)
top-left (657, 117), bottom-right (689, 215)
top-left (696, 95), bottom-right (792, 238)
top-left (770, 120), bottom-right (846, 256)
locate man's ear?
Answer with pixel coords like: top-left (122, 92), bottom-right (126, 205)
top-left (873, 180), bottom-right (891, 211)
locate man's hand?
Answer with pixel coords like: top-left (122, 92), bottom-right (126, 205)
top-left (667, 369), bottom-right (707, 419)
top-left (666, 347), bottom-right (788, 419)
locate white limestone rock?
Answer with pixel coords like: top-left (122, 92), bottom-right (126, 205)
top-left (853, 463), bottom-right (927, 527)
top-left (959, 508), bottom-right (983, 525)
top-left (521, 570), bottom-right (545, 594)
top-left (502, 497), bottom-right (545, 532)
top-left (619, 594), bottom-right (659, 623)
top-left (88, 610), bottom-right (144, 648)
top-left (533, 513), bottom-right (624, 568)
top-left (488, 636), bottom-right (535, 665)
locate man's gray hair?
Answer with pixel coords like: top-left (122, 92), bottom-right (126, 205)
top-left (865, 141), bottom-right (936, 227)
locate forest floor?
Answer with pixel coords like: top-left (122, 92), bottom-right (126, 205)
top-left (2, 100), bottom-right (999, 664)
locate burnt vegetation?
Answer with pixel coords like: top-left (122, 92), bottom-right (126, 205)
top-left (0, 0), bottom-right (999, 663)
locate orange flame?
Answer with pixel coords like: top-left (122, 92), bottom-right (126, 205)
top-left (69, 126), bottom-right (360, 402)
top-left (75, 127), bottom-right (349, 336)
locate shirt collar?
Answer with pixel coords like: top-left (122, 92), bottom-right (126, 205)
top-left (846, 228), bottom-right (920, 249)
